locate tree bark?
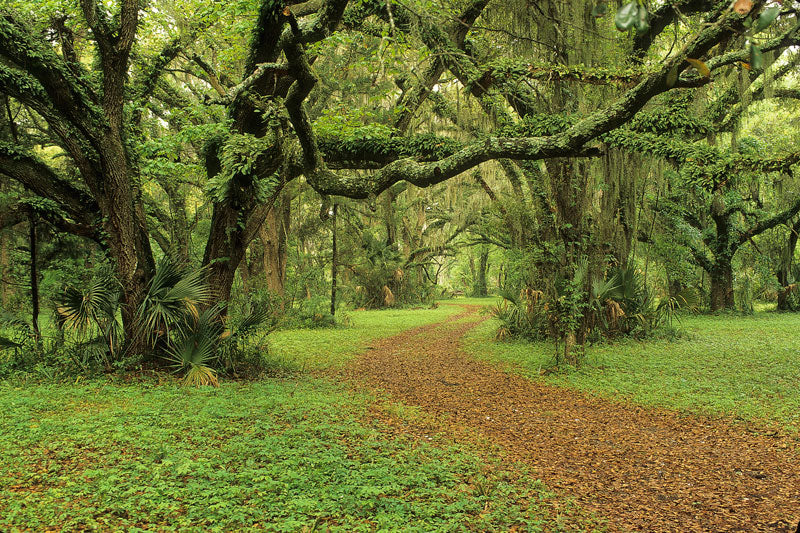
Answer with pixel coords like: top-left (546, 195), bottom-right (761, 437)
top-left (710, 262), bottom-right (735, 311)
top-left (777, 268), bottom-right (789, 311)
top-left (29, 213), bottom-right (40, 342)
top-left (0, 228), bottom-right (9, 308)
top-left (200, 2), bottom-right (288, 304)
top-left (775, 216), bottom-right (800, 310)
top-left (238, 258), bottom-right (251, 294)
top-left (381, 188), bottom-right (398, 247)
top-left (261, 193), bottom-right (290, 298)
top-left (331, 203), bottom-right (337, 315)
top-left (475, 245), bottom-right (489, 296)
top-left (468, 254), bottom-right (476, 285)
top-left (98, 147), bottom-right (155, 359)
top-left (203, 204), bottom-right (250, 304)
top-left (668, 275), bottom-right (685, 299)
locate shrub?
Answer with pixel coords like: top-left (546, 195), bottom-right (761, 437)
top-left (347, 231), bottom-right (435, 309)
top-left (0, 311), bottom-right (36, 376)
top-left (494, 265), bottom-right (699, 365)
top-left (50, 258), bottom-right (273, 383)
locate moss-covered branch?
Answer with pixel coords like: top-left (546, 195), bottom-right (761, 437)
top-left (298, 6), bottom-right (751, 197)
top-left (0, 143), bottom-right (99, 224)
top-left (632, 0), bottom-right (717, 61)
top-left (0, 14), bottom-right (103, 133)
top-left (604, 129), bottom-right (800, 189)
top-left (740, 194), bottom-right (800, 245)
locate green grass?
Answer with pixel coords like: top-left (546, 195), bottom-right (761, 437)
top-left (0, 378), bottom-right (600, 532)
top-left (465, 311), bottom-right (800, 430)
top-left (269, 304), bottom-right (463, 370)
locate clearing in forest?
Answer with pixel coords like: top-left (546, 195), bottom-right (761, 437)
top-left (342, 304), bottom-right (800, 532)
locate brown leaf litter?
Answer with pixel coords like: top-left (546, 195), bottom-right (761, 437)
top-left (338, 304), bottom-right (800, 532)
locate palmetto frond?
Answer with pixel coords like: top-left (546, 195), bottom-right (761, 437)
top-left (592, 273), bottom-right (623, 302)
top-left (138, 258), bottom-right (213, 346)
top-left (167, 330), bottom-right (219, 387)
top-left (182, 365), bottom-right (219, 387)
top-left (56, 278), bottom-right (118, 333)
top-left (168, 330), bottom-right (216, 369)
top-left (224, 305), bottom-right (272, 341)
top-left (0, 310), bottom-right (29, 331)
top-left (167, 305), bottom-right (224, 387)
top-left (0, 336), bottom-right (22, 350)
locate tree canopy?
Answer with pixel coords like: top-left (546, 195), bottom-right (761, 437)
top-left (3, 0), bottom-right (800, 366)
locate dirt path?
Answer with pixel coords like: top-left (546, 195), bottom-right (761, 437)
top-left (342, 305), bottom-right (800, 532)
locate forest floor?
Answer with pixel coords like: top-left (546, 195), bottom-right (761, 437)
top-left (340, 304), bottom-right (800, 532)
top-left (1, 303), bottom-right (601, 532)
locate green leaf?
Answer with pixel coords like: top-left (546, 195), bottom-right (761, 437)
top-left (750, 43), bottom-right (764, 70)
top-left (615, 1), bottom-right (639, 31)
top-left (57, 279), bottom-right (119, 333)
top-left (591, 3), bottom-right (608, 17)
top-left (753, 6), bottom-right (780, 33)
top-left (665, 65), bottom-right (679, 88)
top-left (634, 3), bottom-right (650, 35)
top-left (0, 335), bottom-right (22, 349)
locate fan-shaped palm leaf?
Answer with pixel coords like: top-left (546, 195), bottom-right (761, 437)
top-left (224, 306), bottom-right (273, 341)
top-left (0, 336), bottom-right (22, 349)
top-left (138, 258), bottom-right (213, 346)
top-left (673, 287), bottom-right (700, 310)
top-left (592, 272), bottom-right (622, 302)
top-left (57, 279), bottom-right (118, 333)
top-left (0, 310), bottom-right (29, 331)
top-left (167, 304), bottom-right (225, 386)
top-left (167, 330), bottom-right (219, 387)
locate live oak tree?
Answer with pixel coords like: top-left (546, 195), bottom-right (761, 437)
top-left (605, 25), bottom-right (800, 310)
top-left (1, 0), bottom-right (796, 360)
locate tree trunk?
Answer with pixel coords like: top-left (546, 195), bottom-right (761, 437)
top-left (198, 3), bottom-right (288, 306)
top-left (261, 193), bottom-right (290, 298)
top-left (0, 173), bottom-right (10, 307)
top-left (331, 203), bottom-right (337, 315)
top-left (468, 254), bottom-right (476, 285)
top-left (164, 181), bottom-right (192, 262)
top-left (710, 263), bottom-right (735, 311)
top-left (29, 213), bottom-right (40, 343)
top-left (475, 245), bottom-right (489, 296)
top-left (382, 190), bottom-right (397, 247)
top-left (777, 268), bottom-right (789, 311)
top-left (203, 190), bottom-right (286, 307)
top-left (203, 204), bottom-right (249, 305)
top-left (238, 257), bottom-right (251, 294)
top-left (668, 277), bottom-right (684, 299)
top-left (777, 217), bottom-right (800, 311)
top-left (0, 228), bottom-right (10, 308)
top-left (96, 156), bottom-right (155, 359)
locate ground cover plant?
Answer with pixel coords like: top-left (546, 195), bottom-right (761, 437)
top-left (0, 376), bottom-right (600, 532)
top-left (465, 303), bottom-right (800, 431)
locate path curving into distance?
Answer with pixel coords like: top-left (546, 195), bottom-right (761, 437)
top-left (342, 304), bottom-right (800, 532)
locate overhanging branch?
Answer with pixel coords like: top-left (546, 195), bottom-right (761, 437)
top-left (739, 194), bottom-right (800, 245)
top-left (0, 143), bottom-right (99, 224)
top-left (303, 6), bottom-right (744, 198)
